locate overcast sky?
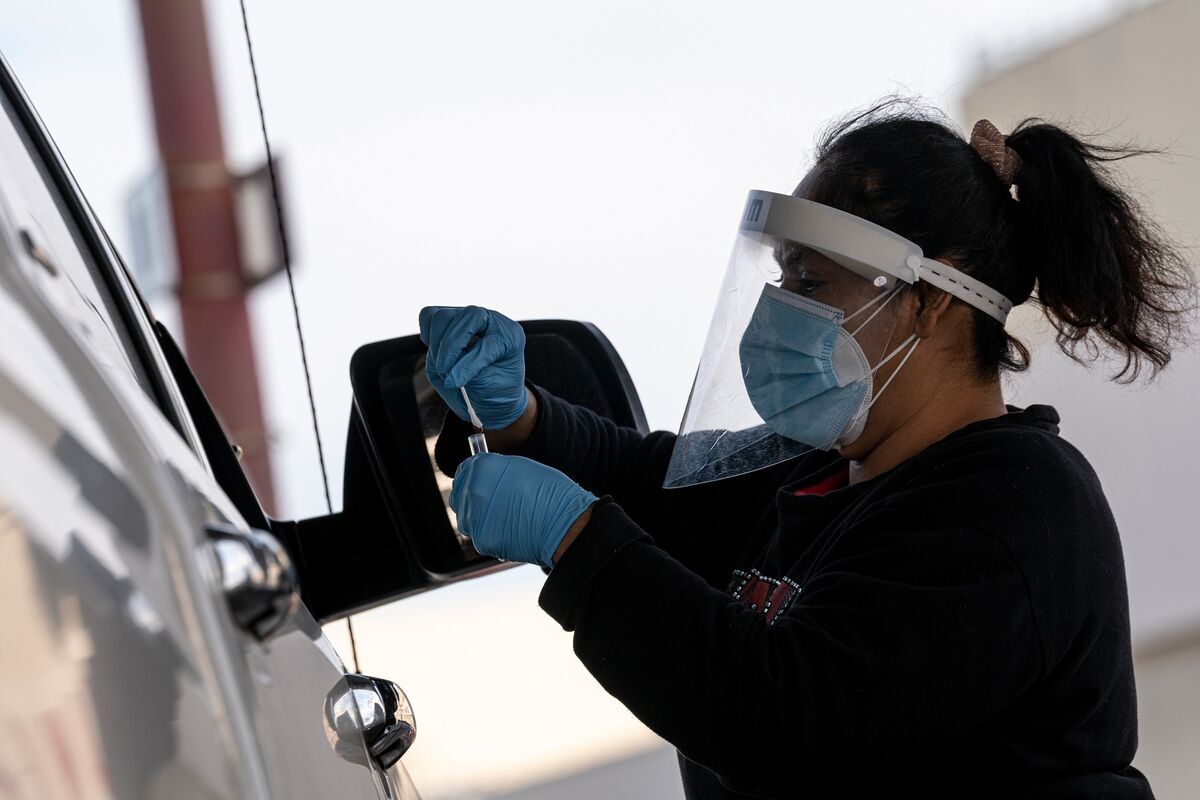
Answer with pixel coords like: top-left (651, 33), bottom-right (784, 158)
top-left (4, 0), bottom-right (1136, 518)
top-left (2, 1), bottom-right (1151, 796)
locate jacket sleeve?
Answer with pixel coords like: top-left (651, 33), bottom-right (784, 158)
top-left (538, 499), bottom-right (1044, 796)
top-left (435, 383), bottom-right (784, 587)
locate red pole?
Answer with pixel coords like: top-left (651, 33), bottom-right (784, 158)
top-left (135, 0), bottom-right (277, 514)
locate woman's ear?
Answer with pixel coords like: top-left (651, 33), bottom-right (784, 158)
top-left (912, 258), bottom-right (957, 339)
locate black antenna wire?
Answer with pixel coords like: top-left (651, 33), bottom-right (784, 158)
top-left (237, 0), bottom-right (360, 673)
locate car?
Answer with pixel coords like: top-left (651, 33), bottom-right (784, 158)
top-left (0, 51), bottom-right (645, 800)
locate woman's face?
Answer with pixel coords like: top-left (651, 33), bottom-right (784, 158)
top-left (772, 240), bottom-right (909, 368)
top-left (783, 168), bottom-right (948, 458)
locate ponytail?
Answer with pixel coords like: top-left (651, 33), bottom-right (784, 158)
top-left (809, 99), bottom-right (1195, 383)
top-left (1005, 121), bottom-right (1195, 382)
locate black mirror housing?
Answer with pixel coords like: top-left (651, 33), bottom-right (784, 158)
top-left (285, 320), bottom-right (647, 622)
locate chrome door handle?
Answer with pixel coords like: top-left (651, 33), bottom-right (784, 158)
top-left (324, 674), bottom-right (417, 770)
top-left (208, 523), bottom-right (300, 641)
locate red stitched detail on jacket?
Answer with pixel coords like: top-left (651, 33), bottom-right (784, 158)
top-left (728, 568), bottom-right (801, 625)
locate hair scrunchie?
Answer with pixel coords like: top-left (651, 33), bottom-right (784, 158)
top-left (970, 119), bottom-right (1022, 200)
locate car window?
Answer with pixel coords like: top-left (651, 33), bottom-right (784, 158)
top-left (0, 90), bottom-right (152, 397)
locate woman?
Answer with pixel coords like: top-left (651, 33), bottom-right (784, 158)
top-left (419, 102), bottom-right (1194, 798)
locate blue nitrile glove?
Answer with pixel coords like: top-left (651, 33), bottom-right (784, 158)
top-left (449, 453), bottom-right (597, 568)
top-left (418, 305), bottom-right (529, 429)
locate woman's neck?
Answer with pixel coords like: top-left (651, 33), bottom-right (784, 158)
top-left (846, 378), bottom-right (1007, 485)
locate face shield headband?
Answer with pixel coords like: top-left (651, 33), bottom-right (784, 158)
top-left (738, 191), bottom-right (1013, 323)
top-left (662, 190), bottom-right (1014, 489)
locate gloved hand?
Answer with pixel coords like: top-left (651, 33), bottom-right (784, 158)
top-left (449, 453), bottom-right (597, 568)
top-left (418, 305), bottom-right (528, 429)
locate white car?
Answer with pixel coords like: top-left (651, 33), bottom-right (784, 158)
top-left (0, 51), bottom-right (645, 800)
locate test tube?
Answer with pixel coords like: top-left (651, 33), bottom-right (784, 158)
top-left (460, 387), bottom-right (489, 455)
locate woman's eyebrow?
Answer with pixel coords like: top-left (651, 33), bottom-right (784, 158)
top-left (775, 243), bottom-right (817, 270)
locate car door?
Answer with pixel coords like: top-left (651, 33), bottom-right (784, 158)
top-left (0, 58), bottom-right (418, 799)
top-left (0, 213), bottom-right (243, 800)
top-left (0, 71), bottom-right (254, 800)
top-left (137, 329), bottom-right (421, 800)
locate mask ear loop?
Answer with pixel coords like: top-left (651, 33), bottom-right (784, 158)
top-left (844, 286), bottom-right (902, 332)
top-left (837, 285), bottom-right (905, 369)
top-left (843, 334), bottom-right (921, 436)
top-left (867, 336), bottom-right (919, 403)
top-left (842, 269), bottom-right (924, 439)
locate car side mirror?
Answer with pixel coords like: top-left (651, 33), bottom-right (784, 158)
top-left (281, 320), bottom-right (648, 622)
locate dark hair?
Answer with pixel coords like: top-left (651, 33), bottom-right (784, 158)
top-left (804, 97), bottom-right (1196, 382)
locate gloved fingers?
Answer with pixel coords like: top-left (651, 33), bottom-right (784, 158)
top-left (447, 334), bottom-right (515, 389)
top-left (420, 305), bottom-right (470, 372)
top-left (432, 306), bottom-right (491, 380)
top-left (449, 453), bottom-right (511, 536)
top-left (419, 305), bottom-right (472, 349)
top-left (425, 357), bottom-right (470, 420)
top-left (448, 454), bottom-right (472, 509)
top-left (417, 305), bottom-right (448, 347)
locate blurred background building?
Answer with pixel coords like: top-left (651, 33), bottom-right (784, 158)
top-left (961, 0), bottom-right (1200, 793)
top-left (3, 0), bottom-right (1196, 797)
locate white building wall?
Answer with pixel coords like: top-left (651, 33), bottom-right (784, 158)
top-left (959, 1), bottom-right (1200, 793)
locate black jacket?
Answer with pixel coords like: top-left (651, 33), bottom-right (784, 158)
top-left (436, 385), bottom-right (1151, 799)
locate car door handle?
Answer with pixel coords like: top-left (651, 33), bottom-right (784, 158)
top-left (207, 523), bottom-right (300, 641)
top-left (324, 674), bottom-right (417, 770)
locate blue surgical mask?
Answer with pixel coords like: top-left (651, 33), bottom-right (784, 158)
top-left (738, 283), bottom-right (918, 450)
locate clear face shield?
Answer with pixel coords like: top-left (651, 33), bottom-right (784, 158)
top-left (663, 191), bottom-right (1013, 489)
